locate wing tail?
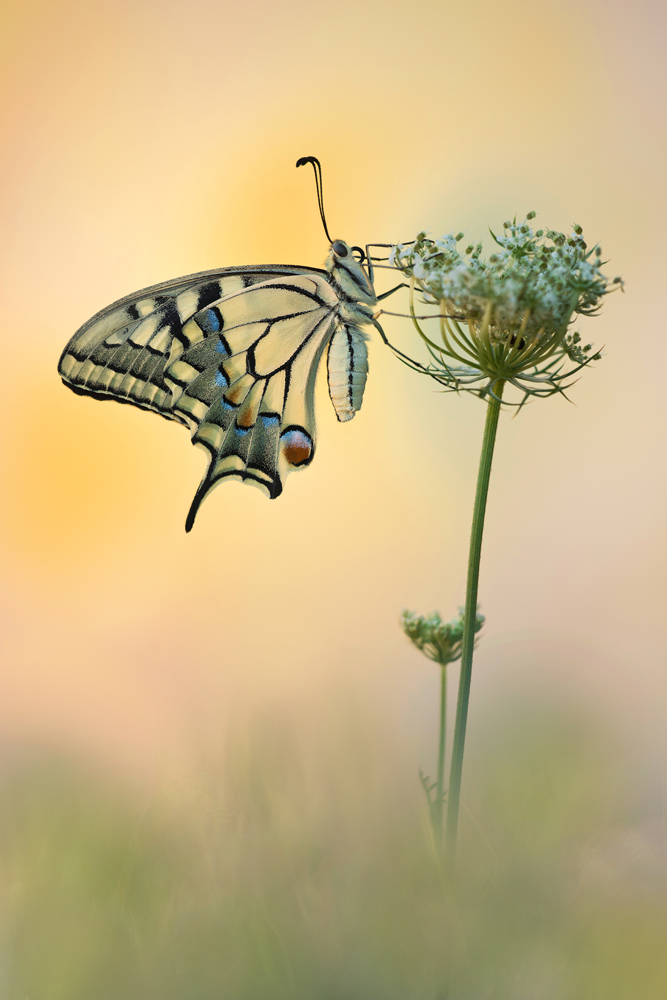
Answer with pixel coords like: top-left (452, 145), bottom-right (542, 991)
top-left (184, 371), bottom-right (288, 530)
top-left (185, 479), bottom-right (211, 533)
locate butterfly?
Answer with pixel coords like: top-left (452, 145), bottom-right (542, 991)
top-left (58, 157), bottom-right (404, 531)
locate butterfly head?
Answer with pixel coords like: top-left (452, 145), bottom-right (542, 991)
top-left (326, 238), bottom-right (377, 312)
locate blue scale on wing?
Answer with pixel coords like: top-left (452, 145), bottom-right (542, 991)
top-left (188, 369), bottom-right (256, 450)
top-left (168, 326), bottom-right (241, 423)
top-left (244, 370), bottom-right (288, 495)
top-left (179, 333), bottom-right (231, 374)
top-left (195, 306), bottom-right (228, 341)
top-left (216, 380), bottom-right (265, 463)
top-left (170, 366), bottom-right (228, 416)
top-left (245, 413), bottom-right (283, 491)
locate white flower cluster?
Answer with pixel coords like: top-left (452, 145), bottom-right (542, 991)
top-left (390, 214), bottom-right (621, 344)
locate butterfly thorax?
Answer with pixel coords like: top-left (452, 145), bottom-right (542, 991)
top-left (325, 239), bottom-right (377, 328)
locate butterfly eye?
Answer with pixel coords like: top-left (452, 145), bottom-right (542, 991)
top-left (332, 240), bottom-right (348, 257)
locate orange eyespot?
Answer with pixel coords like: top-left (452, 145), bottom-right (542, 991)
top-left (280, 427), bottom-right (313, 466)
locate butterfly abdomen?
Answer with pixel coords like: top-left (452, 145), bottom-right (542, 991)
top-left (327, 324), bottom-right (369, 423)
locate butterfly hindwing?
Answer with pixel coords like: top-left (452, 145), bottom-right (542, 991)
top-left (180, 276), bottom-right (339, 527)
top-left (58, 265), bottom-right (359, 530)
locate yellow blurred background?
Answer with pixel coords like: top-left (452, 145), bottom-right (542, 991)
top-left (1, 0), bottom-right (667, 995)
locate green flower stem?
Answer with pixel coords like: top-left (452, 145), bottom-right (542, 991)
top-left (445, 381), bottom-right (504, 869)
top-left (433, 663), bottom-right (447, 842)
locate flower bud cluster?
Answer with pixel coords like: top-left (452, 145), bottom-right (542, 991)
top-left (390, 215), bottom-right (621, 347)
top-left (402, 609), bottom-right (484, 667)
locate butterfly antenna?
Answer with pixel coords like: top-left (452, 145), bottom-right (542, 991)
top-left (296, 156), bottom-right (334, 243)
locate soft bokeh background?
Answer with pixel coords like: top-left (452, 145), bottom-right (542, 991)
top-left (1, 0), bottom-right (667, 996)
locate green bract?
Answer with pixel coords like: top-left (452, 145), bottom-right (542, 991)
top-left (389, 214), bottom-right (622, 403)
top-left (402, 609), bottom-right (484, 667)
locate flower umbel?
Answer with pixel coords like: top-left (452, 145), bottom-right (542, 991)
top-left (388, 215), bottom-right (623, 404)
top-left (402, 609), bottom-right (484, 666)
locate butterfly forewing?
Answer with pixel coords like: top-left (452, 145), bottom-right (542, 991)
top-left (60, 269), bottom-right (283, 419)
top-left (58, 255), bottom-right (374, 530)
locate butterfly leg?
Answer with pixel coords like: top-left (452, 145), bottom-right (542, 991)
top-left (364, 242), bottom-right (415, 285)
top-left (362, 241), bottom-right (409, 303)
top-left (376, 283), bottom-right (409, 301)
top-left (371, 317), bottom-right (432, 374)
top-left (366, 264), bottom-right (425, 369)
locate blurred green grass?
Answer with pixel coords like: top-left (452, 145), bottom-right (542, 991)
top-left (1, 696), bottom-right (666, 999)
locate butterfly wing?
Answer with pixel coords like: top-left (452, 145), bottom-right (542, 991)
top-left (58, 266), bottom-right (344, 530)
top-left (58, 264), bottom-right (322, 417)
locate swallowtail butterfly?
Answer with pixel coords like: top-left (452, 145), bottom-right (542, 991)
top-left (58, 157), bottom-right (398, 531)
